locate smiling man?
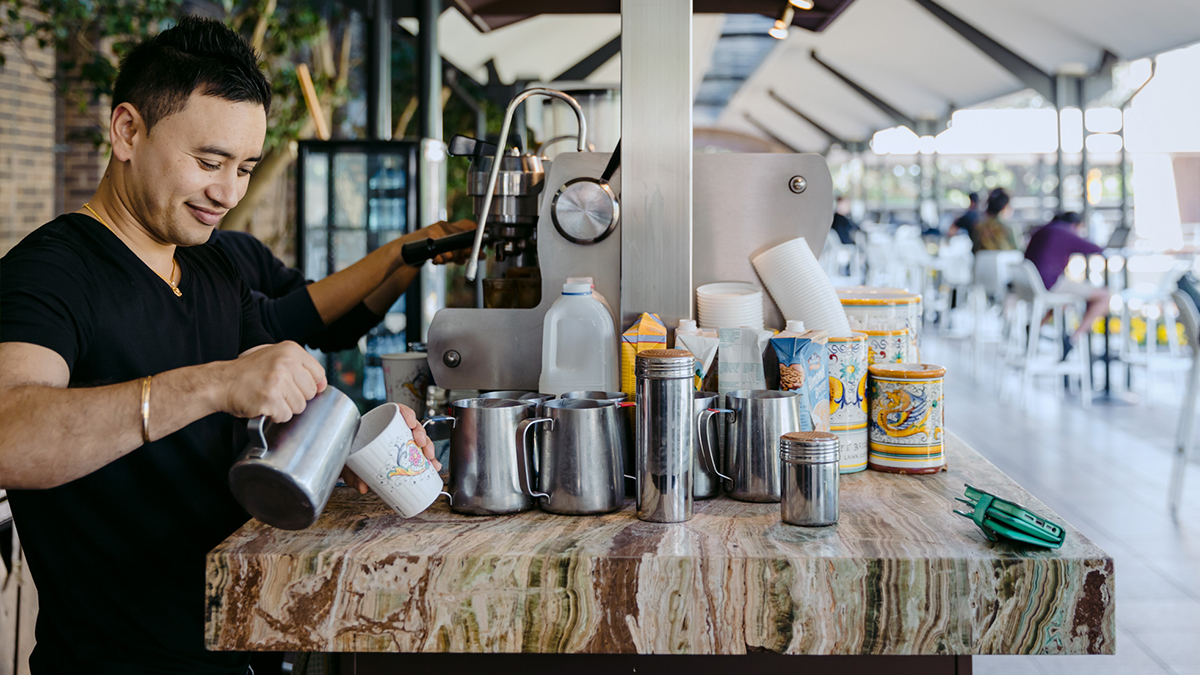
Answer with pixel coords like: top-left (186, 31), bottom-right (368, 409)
top-left (0, 17), bottom-right (438, 675)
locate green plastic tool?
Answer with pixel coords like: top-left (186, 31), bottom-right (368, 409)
top-left (953, 484), bottom-right (1065, 549)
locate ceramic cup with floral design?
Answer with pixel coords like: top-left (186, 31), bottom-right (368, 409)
top-left (864, 328), bottom-right (909, 365)
top-left (345, 403), bottom-right (445, 517)
top-left (867, 364), bottom-right (946, 474)
top-left (838, 287), bottom-right (922, 362)
top-left (827, 332), bottom-right (868, 473)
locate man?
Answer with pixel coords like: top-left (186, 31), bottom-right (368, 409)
top-left (1025, 211), bottom-right (1109, 347)
top-left (0, 18), bottom-right (437, 674)
top-left (948, 191), bottom-right (980, 237)
top-left (970, 187), bottom-right (1019, 253)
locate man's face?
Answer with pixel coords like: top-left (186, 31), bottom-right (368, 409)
top-left (123, 91), bottom-right (266, 246)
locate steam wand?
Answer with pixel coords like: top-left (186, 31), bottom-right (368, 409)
top-left (465, 88), bottom-right (587, 281)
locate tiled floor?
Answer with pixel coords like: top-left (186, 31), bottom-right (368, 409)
top-left (921, 335), bottom-right (1200, 675)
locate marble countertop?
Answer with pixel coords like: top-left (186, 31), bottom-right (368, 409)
top-left (205, 432), bottom-right (1113, 656)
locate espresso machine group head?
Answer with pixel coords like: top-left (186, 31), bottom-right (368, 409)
top-left (447, 134), bottom-right (544, 267)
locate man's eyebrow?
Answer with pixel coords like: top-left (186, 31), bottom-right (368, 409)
top-left (196, 145), bottom-right (262, 163)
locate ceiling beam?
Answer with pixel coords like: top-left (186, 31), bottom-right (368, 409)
top-left (553, 34), bottom-right (621, 81)
top-left (743, 114), bottom-right (804, 154)
top-left (810, 50), bottom-right (917, 130)
top-left (767, 89), bottom-right (850, 147)
top-left (910, 0), bottom-right (1056, 101)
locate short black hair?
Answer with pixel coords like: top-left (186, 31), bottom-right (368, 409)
top-left (112, 16), bottom-right (271, 132)
top-left (1054, 211), bottom-right (1083, 225)
top-left (968, 191), bottom-right (980, 205)
top-left (986, 188), bottom-right (1010, 216)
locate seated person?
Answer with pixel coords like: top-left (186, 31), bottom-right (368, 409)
top-left (971, 188), bottom-right (1019, 253)
top-left (830, 196), bottom-right (858, 245)
top-left (208, 219), bottom-right (474, 351)
top-left (1025, 211), bottom-right (1109, 347)
top-left (948, 191), bottom-right (980, 237)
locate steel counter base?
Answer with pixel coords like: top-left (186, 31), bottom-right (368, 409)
top-left (205, 432), bottom-right (1113, 659)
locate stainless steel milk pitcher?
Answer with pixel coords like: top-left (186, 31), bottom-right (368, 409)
top-left (515, 398), bottom-right (625, 515)
top-left (447, 398), bottom-right (536, 515)
top-left (635, 349), bottom-right (695, 523)
top-left (724, 390), bottom-right (805, 503)
top-left (561, 390), bottom-right (634, 495)
top-left (229, 387), bottom-right (361, 530)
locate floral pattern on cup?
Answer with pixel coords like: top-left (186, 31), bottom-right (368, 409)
top-left (386, 438), bottom-right (430, 478)
top-left (828, 332), bottom-right (868, 473)
top-left (864, 329), bottom-right (909, 365)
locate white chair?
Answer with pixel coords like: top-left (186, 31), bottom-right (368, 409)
top-left (969, 250), bottom-right (1024, 380)
top-left (1170, 288), bottom-right (1200, 516)
top-left (930, 237), bottom-right (975, 335)
top-left (1120, 260), bottom-right (1192, 397)
top-left (1008, 260), bottom-right (1092, 408)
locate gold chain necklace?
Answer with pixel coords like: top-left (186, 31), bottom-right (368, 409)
top-left (83, 202), bottom-right (182, 297)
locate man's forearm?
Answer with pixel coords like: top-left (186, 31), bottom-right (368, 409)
top-left (363, 264), bottom-right (419, 316)
top-left (0, 363), bottom-right (225, 489)
top-left (306, 237), bottom-right (406, 325)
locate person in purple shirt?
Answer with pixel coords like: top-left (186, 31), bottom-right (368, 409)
top-left (1025, 211), bottom-right (1110, 346)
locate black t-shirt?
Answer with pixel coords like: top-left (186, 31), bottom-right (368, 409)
top-left (207, 229), bottom-right (384, 352)
top-left (0, 213), bottom-right (273, 674)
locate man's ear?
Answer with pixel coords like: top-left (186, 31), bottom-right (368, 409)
top-left (110, 102), bottom-right (144, 163)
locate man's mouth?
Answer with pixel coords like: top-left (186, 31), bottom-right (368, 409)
top-left (187, 204), bottom-right (226, 226)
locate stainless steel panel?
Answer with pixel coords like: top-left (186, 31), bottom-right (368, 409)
top-left (620, 0), bottom-right (693, 331)
top-left (693, 153), bottom-right (833, 331)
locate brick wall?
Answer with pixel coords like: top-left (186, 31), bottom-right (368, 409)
top-left (0, 31), bottom-right (57, 255)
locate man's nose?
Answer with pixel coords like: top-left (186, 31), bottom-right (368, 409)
top-left (206, 169), bottom-right (241, 210)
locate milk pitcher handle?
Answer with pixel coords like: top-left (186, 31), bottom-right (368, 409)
top-left (698, 408), bottom-right (734, 483)
top-left (422, 415), bottom-right (455, 428)
top-left (247, 416), bottom-right (269, 459)
top-left (515, 417), bottom-right (552, 499)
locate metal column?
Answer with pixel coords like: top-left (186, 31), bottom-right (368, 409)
top-left (367, 0), bottom-right (392, 140)
top-left (415, 0), bottom-right (447, 342)
top-left (620, 0), bottom-right (693, 330)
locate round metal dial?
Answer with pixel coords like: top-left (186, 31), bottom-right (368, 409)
top-left (550, 178), bottom-right (620, 245)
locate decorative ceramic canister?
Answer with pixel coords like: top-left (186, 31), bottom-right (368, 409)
top-left (827, 332), bottom-right (868, 474)
top-left (867, 363), bottom-right (946, 474)
top-left (863, 329), bottom-right (909, 365)
top-left (838, 287), bottom-right (922, 362)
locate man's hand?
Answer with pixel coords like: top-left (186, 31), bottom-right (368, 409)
top-left (405, 219), bottom-right (480, 265)
top-left (341, 403), bottom-right (442, 494)
top-left (218, 342), bottom-right (327, 423)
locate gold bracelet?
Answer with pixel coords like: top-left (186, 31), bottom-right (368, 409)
top-left (141, 376), bottom-right (153, 444)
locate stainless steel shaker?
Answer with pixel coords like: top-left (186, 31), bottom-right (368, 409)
top-left (724, 390), bottom-right (805, 503)
top-left (516, 398), bottom-right (625, 515)
top-left (229, 387), bottom-right (361, 530)
top-left (447, 398), bottom-right (536, 515)
top-left (780, 431), bottom-right (840, 527)
top-left (635, 349), bottom-right (695, 523)
top-left (561, 390), bottom-right (634, 494)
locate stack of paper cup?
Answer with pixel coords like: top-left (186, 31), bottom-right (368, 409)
top-left (696, 282), bottom-right (764, 329)
top-left (751, 238), bottom-right (852, 337)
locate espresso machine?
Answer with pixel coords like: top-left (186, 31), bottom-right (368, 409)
top-left (427, 88), bottom-right (834, 391)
